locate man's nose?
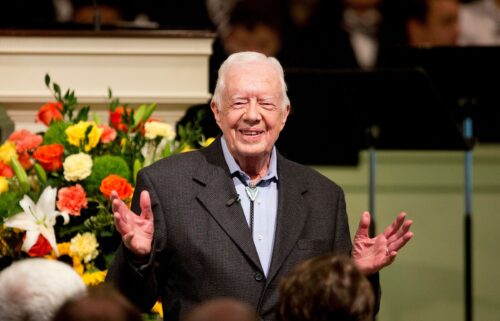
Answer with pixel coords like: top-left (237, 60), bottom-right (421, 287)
top-left (244, 99), bottom-right (261, 121)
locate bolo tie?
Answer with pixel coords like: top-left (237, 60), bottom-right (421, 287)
top-left (245, 184), bottom-right (258, 235)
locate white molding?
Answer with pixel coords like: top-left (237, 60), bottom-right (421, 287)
top-left (0, 32), bottom-right (214, 131)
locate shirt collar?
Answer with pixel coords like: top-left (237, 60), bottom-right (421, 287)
top-left (221, 136), bottom-right (278, 182)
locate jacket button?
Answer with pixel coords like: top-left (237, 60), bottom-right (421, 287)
top-left (254, 272), bottom-right (264, 282)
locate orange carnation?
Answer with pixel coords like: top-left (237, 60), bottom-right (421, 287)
top-left (33, 144), bottom-right (64, 172)
top-left (98, 124), bottom-right (117, 144)
top-left (100, 174), bottom-right (133, 200)
top-left (37, 102), bottom-right (63, 126)
top-left (56, 184), bottom-right (88, 216)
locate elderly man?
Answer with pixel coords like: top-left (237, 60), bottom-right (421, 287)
top-left (106, 51), bottom-right (413, 321)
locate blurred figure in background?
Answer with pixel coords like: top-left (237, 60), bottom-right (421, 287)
top-left (0, 258), bottom-right (86, 321)
top-left (178, 0), bottom-right (284, 139)
top-left (53, 283), bottom-right (143, 321)
top-left (340, 0), bottom-right (384, 68)
top-left (279, 0), bottom-right (360, 69)
top-left (183, 298), bottom-right (259, 321)
top-left (459, 0), bottom-right (500, 45)
top-left (277, 254), bottom-right (374, 321)
top-left (405, 0), bottom-right (460, 46)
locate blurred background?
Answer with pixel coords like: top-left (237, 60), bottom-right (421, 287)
top-left (1, 1), bottom-right (499, 320)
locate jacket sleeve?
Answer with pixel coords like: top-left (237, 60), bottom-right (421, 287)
top-left (105, 169), bottom-right (166, 312)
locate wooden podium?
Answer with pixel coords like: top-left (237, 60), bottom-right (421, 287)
top-left (0, 29), bottom-right (214, 132)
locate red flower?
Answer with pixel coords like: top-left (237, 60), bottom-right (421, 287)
top-left (37, 102), bottom-right (63, 126)
top-left (100, 174), bottom-right (133, 200)
top-left (109, 106), bottom-right (130, 132)
top-left (56, 184), bottom-right (88, 216)
top-left (27, 234), bottom-right (53, 257)
top-left (33, 144), bottom-right (64, 172)
top-left (0, 161), bottom-right (14, 178)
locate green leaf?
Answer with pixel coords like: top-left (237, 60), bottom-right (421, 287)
top-left (34, 163), bottom-right (47, 185)
top-left (133, 158), bottom-right (143, 184)
top-left (10, 157), bottom-right (29, 193)
top-left (44, 73), bottom-right (51, 87)
top-left (143, 103), bottom-right (157, 122)
top-left (53, 83), bottom-right (61, 97)
top-left (133, 104), bottom-right (146, 127)
top-left (76, 106), bottom-right (90, 122)
top-left (93, 112), bottom-right (102, 125)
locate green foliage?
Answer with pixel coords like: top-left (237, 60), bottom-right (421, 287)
top-left (0, 190), bottom-right (23, 220)
top-left (83, 155), bottom-right (131, 195)
top-left (176, 109), bottom-right (206, 149)
top-left (43, 120), bottom-right (70, 145)
top-left (84, 210), bottom-right (115, 238)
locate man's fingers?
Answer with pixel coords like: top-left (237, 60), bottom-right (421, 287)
top-left (139, 190), bottom-right (153, 221)
top-left (388, 231), bottom-right (414, 253)
top-left (113, 212), bottom-right (130, 236)
top-left (387, 219), bottom-right (413, 244)
top-left (355, 211), bottom-right (371, 238)
top-left (383, 212), bottom-right (407, 238)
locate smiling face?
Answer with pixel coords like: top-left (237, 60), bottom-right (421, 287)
top-left (211, 59), bottom-right (290, 170)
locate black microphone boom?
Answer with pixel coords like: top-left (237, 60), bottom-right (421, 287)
top-left (226, 195), bottom-right (240, 207)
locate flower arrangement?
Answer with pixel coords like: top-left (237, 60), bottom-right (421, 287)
top-left (0, 74), bottom-right (213, 319)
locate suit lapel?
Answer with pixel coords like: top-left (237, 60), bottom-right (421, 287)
top-left (194, 138), bottom-right (263, 271)
top-left (267, 156), bottom-right (309, 283)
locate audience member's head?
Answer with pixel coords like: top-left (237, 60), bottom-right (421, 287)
top-left (277, 254), bottom-right (374, 321)
top-left (0, 258), bottom-right (86, 321)
top-left (53, 283), bottom-right (142, 321)
top-left (183, 297), bottom-right (259, 321)
top-left (221, 2), bottom-right (283, 57)
top-left (406, 0), bottom-right (460, 46)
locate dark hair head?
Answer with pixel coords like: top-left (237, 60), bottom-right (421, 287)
top-left (53, 283), bottom-right (142, 321)
top-left (278, 254), bottom-right (374, 321)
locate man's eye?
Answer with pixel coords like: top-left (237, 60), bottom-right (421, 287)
top-left (261, 102), bottom-right (276, 110)
top-left (232, 102), bottom-right (246, 109)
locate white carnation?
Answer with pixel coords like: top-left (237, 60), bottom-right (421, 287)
top-left (144, 121), bottom-right (176, 140)
top-left (63, 153), bottom-right (93, 181)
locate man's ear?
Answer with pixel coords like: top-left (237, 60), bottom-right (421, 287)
top-left (210, 100), bottom-right (222, 126)
top-left (280, 104), bottom-right (291, 130)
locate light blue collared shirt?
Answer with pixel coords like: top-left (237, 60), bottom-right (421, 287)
top-left (221, 136), bottom-right (278, 276)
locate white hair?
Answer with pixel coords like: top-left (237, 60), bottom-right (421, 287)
top-left (0, 258), bottom-right (87, 321)
top-left (211, 51), bottom-right (290, 111)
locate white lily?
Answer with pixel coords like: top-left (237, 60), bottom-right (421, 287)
top-left (4, 186), bottom-right (69, 256)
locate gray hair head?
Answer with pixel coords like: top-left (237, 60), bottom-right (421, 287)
top-left (212, 51), bottom-right (290, 111)
top-left (0, 258), bottom-right (87, 321)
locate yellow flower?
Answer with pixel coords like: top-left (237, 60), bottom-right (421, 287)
top-left (180, 145), bottom-right (196, 153)
top-left (82, 269), bottom-right (107, 286)
top-left (200, 137), bottom-right (216, 147)
top-left (0, 176), bottom-right (9, 195)
top-left (45, 242), bottom-right (84, 275)
top-left (144, 121), bottom-right (176, 140)
top-left (70, 232), bottom-right (99, 263)
top-left (0, 141), bottom-right (17, 164)
top-left (65, 121), bottom-right (103, 152)
top-left (63, 153), bottom-right (93, 181)
top-left (151, 300), bottom-right (163, 317)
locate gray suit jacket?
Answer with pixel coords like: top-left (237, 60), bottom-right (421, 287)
top-left (107, 136), bottom-right (379, 320)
